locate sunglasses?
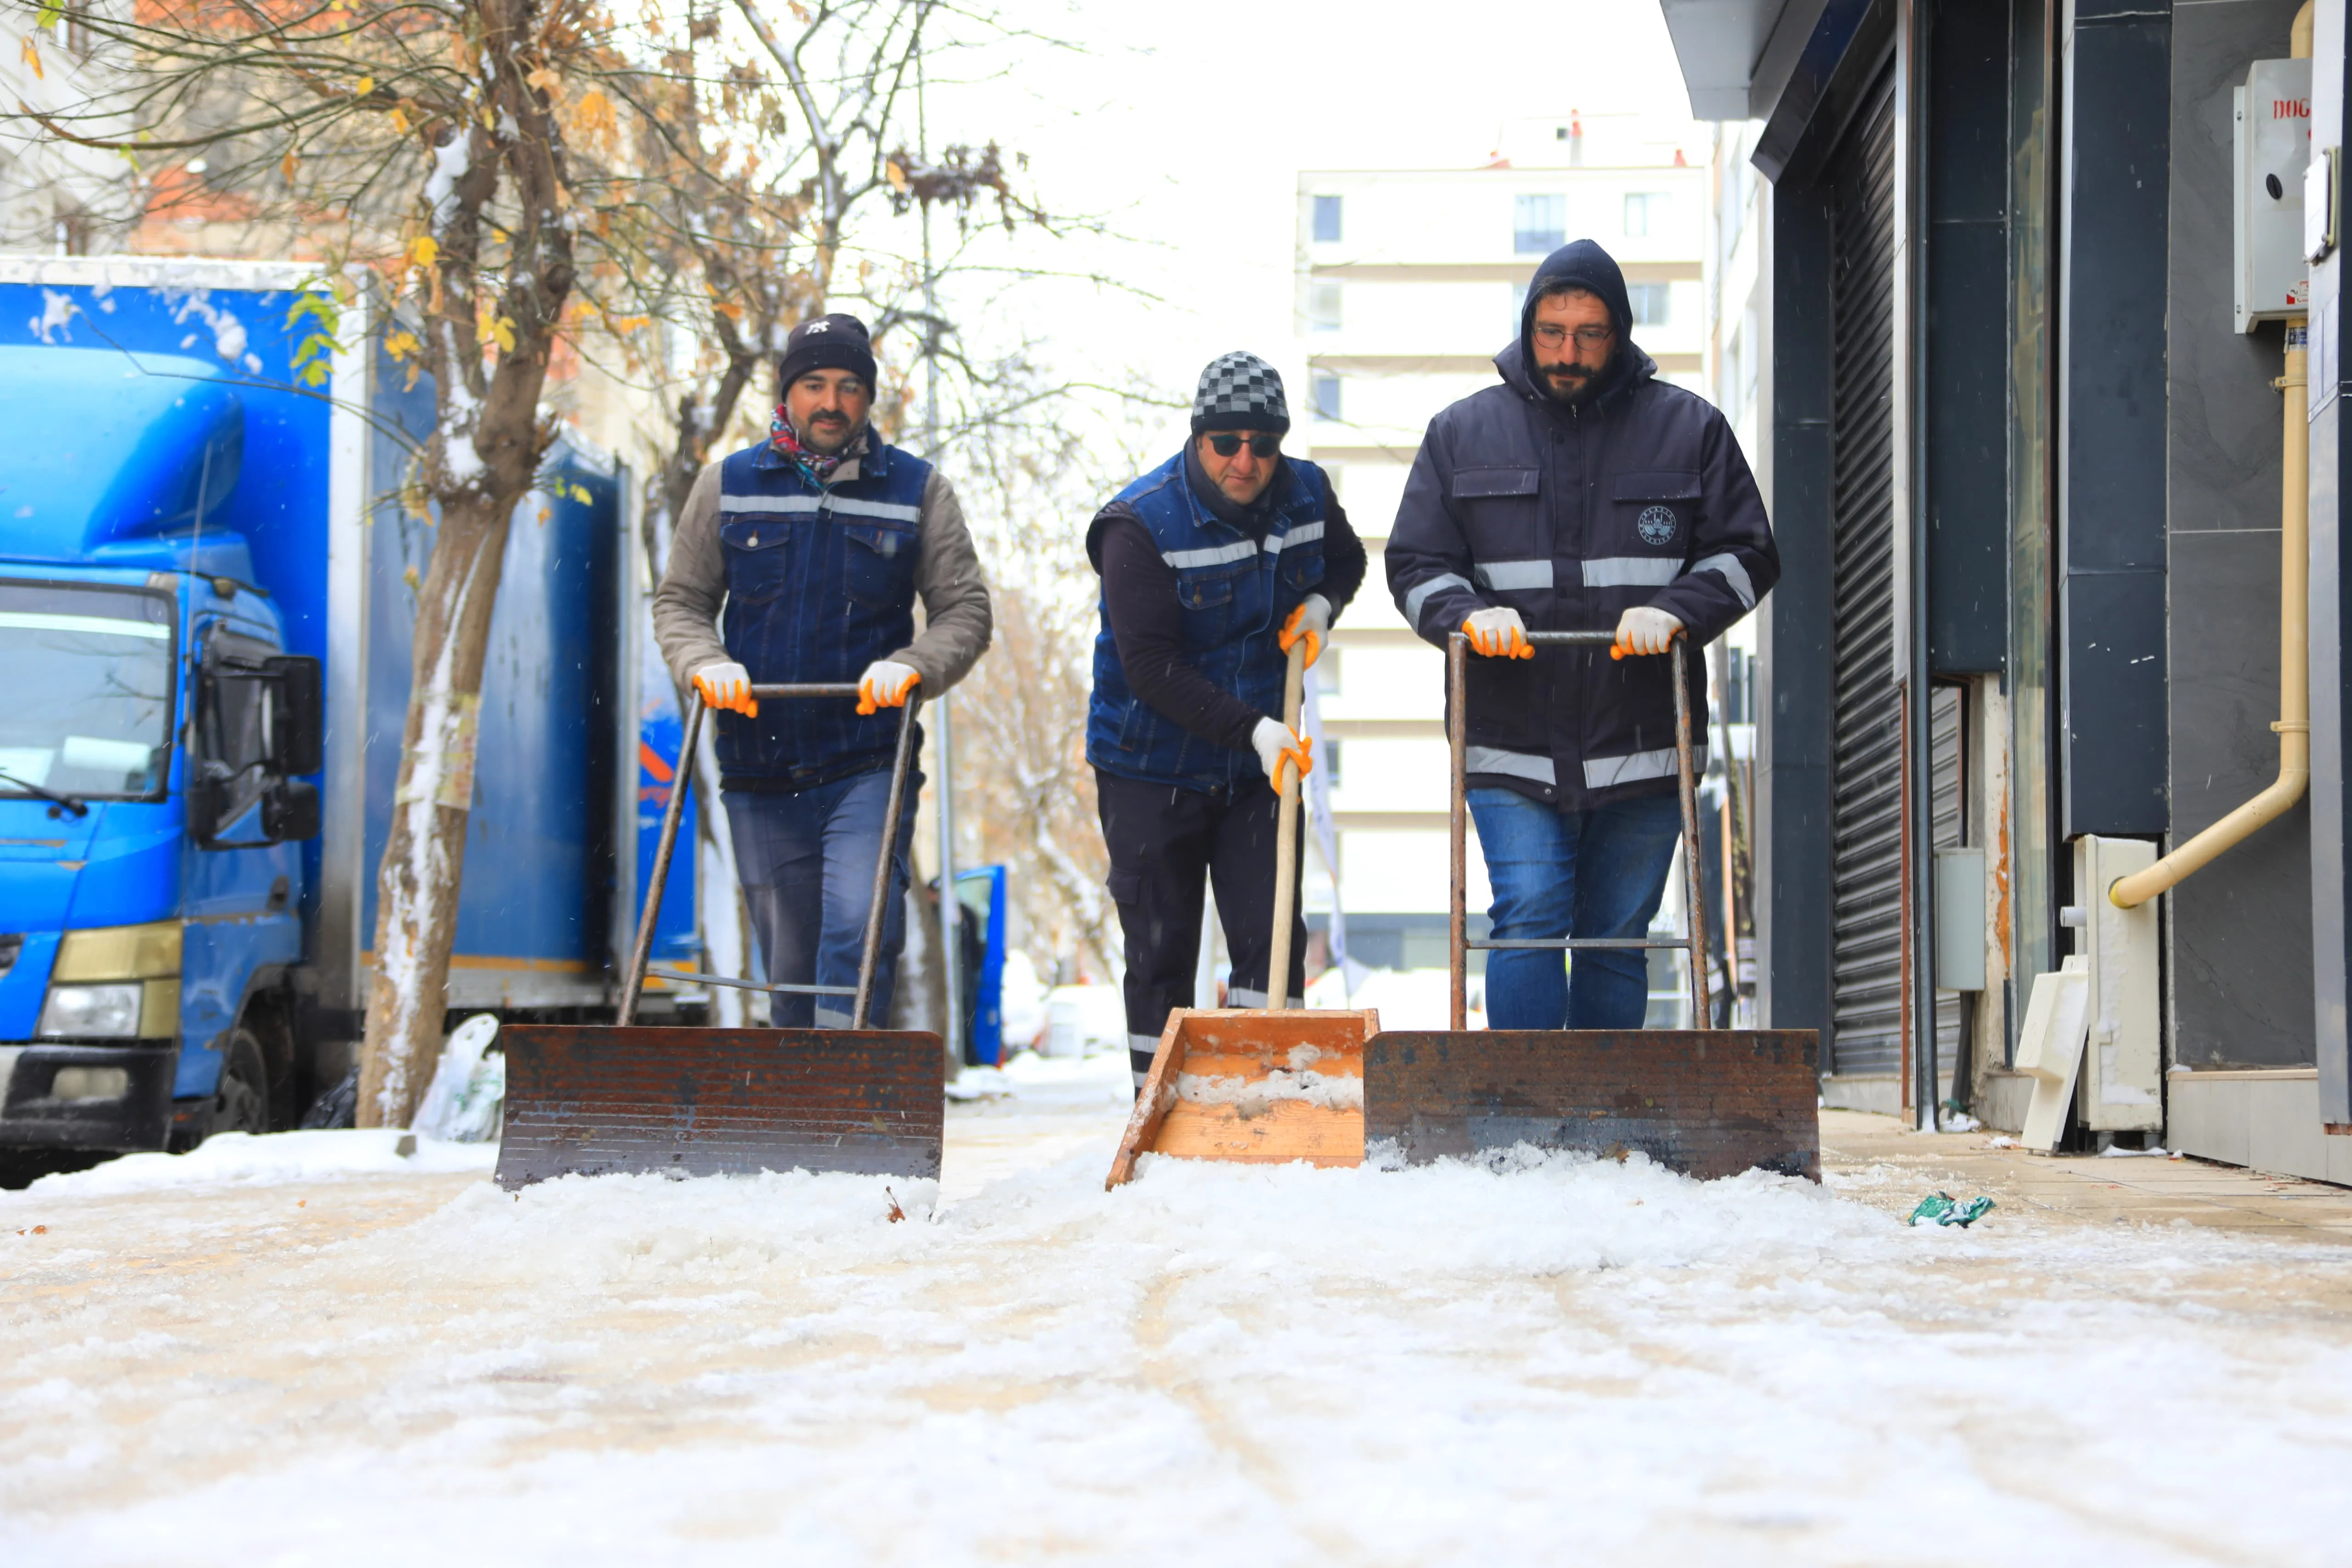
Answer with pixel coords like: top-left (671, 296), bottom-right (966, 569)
top-left (1205, 432), bottom-right (1282, 458)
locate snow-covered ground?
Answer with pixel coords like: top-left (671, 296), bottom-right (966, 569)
top-left (3, 1049), bottom-right (2348, 1567)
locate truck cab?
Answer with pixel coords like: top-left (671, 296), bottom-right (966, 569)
top-left (0, 351), bottom-right (324, 1161)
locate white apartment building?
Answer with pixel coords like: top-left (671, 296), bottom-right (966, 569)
top-left (1294, 113), bottom-right (1708, 976)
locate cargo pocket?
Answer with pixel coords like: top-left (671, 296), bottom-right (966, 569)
top-left (1176, 563), bottom-right (1248, 643)
top-left (719, 517), bottom-right (791, 605)
top-left (843, 518), bottom-right (920, 609)
top-left (1451, 466), bottom-right (1542, 558)
top-left (1105, 868), bottom-right (1144, 908)
top-left (1609, 470), bottom-right (1702, 555)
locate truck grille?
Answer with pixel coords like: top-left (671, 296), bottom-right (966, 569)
top-left (0, 934), bottom-right (17, 978)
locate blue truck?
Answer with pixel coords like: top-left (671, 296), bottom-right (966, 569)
top-left (0, 256), bottom-right (698, 1168)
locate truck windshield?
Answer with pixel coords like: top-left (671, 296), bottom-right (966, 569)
top-left (0, 580), bottom-right (176, 801)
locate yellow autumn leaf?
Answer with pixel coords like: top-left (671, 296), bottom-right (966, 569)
top-left (526, 67), bottom-right (560, 93)
top-left (712, 299), bottom-right (745, 322)
top-left (485, 314), bottom-right (516, 353)
top-left (356, 75), bottom-right (375, 97)
top-left (390, 107), bottom-right (410, 135)
top-left (573, 90), bottom-right (615, 136)
top-left (885, 160), bottom-right (908, 193)
top-left (407, 235), bottom-right (439, 268)
top-left (384, 327), bottom-right (420, 361)
top-left (281, 147), bottom-right (300, 181)
top-left (20, 36), bottom-right (41, 80)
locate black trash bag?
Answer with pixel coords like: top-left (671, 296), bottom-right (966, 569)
top-left (301, 1069), bottom-right (358, 1130)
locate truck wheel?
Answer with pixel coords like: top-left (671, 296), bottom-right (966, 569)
top-left (210, 1028), bottom-right (271, 1140)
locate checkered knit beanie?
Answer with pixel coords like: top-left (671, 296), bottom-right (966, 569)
top-left (1190, 351), bottom-right (1290, 434)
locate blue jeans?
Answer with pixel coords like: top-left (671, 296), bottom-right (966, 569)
top-left (724, 767), bottom-right (919, 1028)
top-left (1468, 787), bottom-right (1684, 1031)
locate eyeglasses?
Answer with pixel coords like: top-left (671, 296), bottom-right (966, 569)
top-left (1205, 432), bottom-right (1282, 458)
top-left (1532, 323), bottom-right (1616, 349)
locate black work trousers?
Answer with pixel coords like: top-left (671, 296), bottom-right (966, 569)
top-left (1096, 768), bottom-right (1306, 1090)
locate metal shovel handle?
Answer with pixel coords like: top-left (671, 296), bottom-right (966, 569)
top-left (1447, 630), bottom-right (1711, 1031)
top-left (618, 682), bottom-right (922, 1030)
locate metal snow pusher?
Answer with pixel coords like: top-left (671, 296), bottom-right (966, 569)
top-left (1108, 632), bottom-right (1818, 1189)
top-left (496, 685), bottom-right (943, 1190)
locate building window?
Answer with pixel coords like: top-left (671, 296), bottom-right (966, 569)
top-left (1321, 737), bottom-right (1342, 787)
top-left (1312, 375), bottom-right (1341, 421)
top-left (1514, 193), bottom-right (1565, 255)
top-left (1312, 194), bottom-right (1343, 243)
top-left (1316, 651), bottom-right (1342, 700)
top-left (1627, 283), bottom-right (1670, 327)
top-left (1624, 191), bottom-right (1669, 237)
top-left (1306, 281), bottom-right (1342, 332)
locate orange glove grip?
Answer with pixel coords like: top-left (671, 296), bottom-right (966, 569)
top-left (1462, 616), bottom-right (1533, 660)
top-left (1279, 603), bottom-right (1323, 668)
top-left (1281, 732), bottom-right (1313, 784)
top-left (692, 668), bottom-right (758, 717)
top-left (855, 664), bottom-right (920, 716)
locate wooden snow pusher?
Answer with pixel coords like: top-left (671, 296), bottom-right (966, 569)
top-left (1351, 630), bottom-right (1818, 1183)
top-left (1104, 640), bottom-right (1384, 1189)
top-left (1105, 1008), bottom-right (1382, 1188)
top-left (495, 685), bottom-right (942, 1191)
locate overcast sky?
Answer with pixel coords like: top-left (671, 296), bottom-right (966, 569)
top-left (917, 0), bottom-right (1706, 452)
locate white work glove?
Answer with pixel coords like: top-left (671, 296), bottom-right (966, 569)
top-left (1461, 606), bottom-right (1532, 659)
top-left (1611, 606), bottom-right (1685, 660)
top-left (1250, 716), bottom-right (1313, 787)
top-left (856, 659), bottom-right (921, 715)
top-left (692, 660), bottom-right (757, 717)
top-left (1279, 593), bottom-right (1333, 668)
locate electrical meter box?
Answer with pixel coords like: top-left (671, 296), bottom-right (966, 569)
top-left (2236, 57), bottom-right (2312, 332)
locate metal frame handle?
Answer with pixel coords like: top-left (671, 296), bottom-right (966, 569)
top-left (618, 683), bottom-right (922, 1030)
top-left (1448, 630), bottom-right (1712, 1031)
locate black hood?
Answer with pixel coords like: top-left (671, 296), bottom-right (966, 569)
top-left (1506, 238), bottom-right (1650, 407)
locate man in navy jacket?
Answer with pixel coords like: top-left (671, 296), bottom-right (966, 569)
top-left (1385, 241), bottom-right (1777, 1030)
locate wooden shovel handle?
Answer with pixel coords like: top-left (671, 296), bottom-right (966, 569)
top-left (1264, 639), bottom-right (1308, 1011)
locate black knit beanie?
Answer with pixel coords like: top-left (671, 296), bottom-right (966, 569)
top-left (777, 312), bottom-right (877, 396)
top-left (1190, 350), bottom-right (1290, 434)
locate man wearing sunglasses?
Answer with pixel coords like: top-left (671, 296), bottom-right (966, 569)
top-left (1385, 239), bottom-right (1778, 1032)
top-left (1086, 351), bottom-right (1367, 1091)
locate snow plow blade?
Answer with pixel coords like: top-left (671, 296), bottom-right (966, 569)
top-left (1106, 1009), bottom-right (1380, 1188)
top-left (495, 1025), bottom-right (945, 1189)
top-left (1360, 1030), bottom-right (1821, 1182)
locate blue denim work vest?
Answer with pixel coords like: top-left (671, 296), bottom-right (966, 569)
top-left (715, 436), bottom-right (930, 788)
top-left (1086, 450), bottom-right (1329, 792)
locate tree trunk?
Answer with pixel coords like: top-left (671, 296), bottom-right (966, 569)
top-left (357, 490), bottom-right (516, 1126)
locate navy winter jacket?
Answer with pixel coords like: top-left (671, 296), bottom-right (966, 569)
top-left (1384, 240), bottom-right (1778, 810)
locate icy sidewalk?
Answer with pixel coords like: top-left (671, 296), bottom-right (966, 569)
top-left (1, 1064), bottom-right (2349, 1567)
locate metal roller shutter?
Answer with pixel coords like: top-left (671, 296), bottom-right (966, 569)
top-left (1930, 684), bottom-right (1963, 1074)
top-left (1826, 72), bottom-right (1902, 1079)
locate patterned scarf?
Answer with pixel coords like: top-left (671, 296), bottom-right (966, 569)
top-left (769, 403), bottom-right (851, 486)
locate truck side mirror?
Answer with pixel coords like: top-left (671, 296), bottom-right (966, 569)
top-left (263, 655), bottom-right (324, 775)
top-left (262, 778), bottom-right (321, 843)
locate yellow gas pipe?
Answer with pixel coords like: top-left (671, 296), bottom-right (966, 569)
top-left (2110, 0), bottom-right (2314, 910)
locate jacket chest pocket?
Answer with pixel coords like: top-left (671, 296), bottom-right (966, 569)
top-left (1176, 560), bottom-right (1255, 643)
top-left (1610, 470), bottom-right (1702, 554)
top-left (720, 516), bottom-right (793, 605)
top-left (1451, 466), bottom-right (1543, 556)
top-left (1278, 539), bottom-right (1324, 593)
top-left (842, 518), bottom-right (920, 609)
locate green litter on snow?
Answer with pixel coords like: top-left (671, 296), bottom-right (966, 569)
top-left (1907, 1191), bottom-right (1996, 1228)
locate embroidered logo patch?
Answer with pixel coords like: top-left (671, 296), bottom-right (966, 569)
top-left (1637, 505), bottom-right (1678, 546)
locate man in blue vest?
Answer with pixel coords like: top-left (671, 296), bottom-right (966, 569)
top-left (1088, 352), bottom-right (1367, 1090)
top-left (654, 313), bottom-right (993, 1026)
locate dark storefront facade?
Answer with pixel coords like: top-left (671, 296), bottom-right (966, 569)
top-left (1664, 0), bottom-right (2352, 1179)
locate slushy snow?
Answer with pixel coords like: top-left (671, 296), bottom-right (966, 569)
top-left (1, 1051), bottom-right (2346, 1567)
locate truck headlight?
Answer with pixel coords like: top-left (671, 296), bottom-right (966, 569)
top-left (39, 983), bottom-right (144, 1039)
top-left (48, 920), bottom-right (181, 1038)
